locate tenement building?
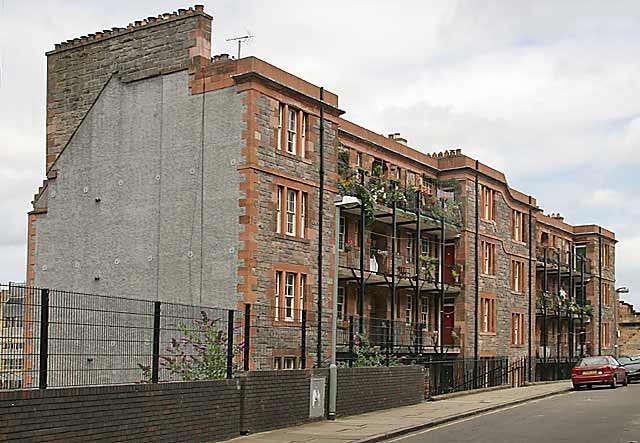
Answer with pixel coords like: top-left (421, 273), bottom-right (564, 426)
top-left (618, 300), bottom-right (640, 356)
top-left (26, 6), bottom-right (617, 375)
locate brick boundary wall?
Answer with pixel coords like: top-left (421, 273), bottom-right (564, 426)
top-left (0, 380), bottom-right (241, 443)
top-left (0, 366), bottom-right (424, 442)
top-left (238, 369), bottom-right (330, 434)
top-left (336, 366), bottom-right (425, 417)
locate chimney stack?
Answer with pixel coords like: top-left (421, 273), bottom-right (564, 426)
top-left (388, 133), bottom-right (408, 146)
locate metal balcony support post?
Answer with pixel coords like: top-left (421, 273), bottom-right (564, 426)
top-left (569, 248), bottom-right (574, 361)
top-left (557, 250), bottom-right (562, 375)
top-left (391, 181), bottom-right (397, 353)
top-left (543, 248), bottom-right (548, 365)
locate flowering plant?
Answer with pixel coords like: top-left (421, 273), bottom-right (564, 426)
top-left (344, 239), bottom-right (355, 252)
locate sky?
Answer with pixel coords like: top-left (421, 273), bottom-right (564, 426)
top-left (0, 0), bottom-right (639, 305)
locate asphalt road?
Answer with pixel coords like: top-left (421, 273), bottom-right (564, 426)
top-left (387, 383), bottom-right (640, 443)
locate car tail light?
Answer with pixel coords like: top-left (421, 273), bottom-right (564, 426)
top-left (602, 366), bottom-right (613, 373)
top-left (571, 368), bottom-right (579, 375)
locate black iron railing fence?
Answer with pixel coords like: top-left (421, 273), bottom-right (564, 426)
top-left (535, 357), bottom-right (579, 382)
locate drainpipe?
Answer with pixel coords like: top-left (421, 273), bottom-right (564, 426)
top-left (474, 161), bottom-right (479, 383)
top-left (414, 191), bottom-right (421, 345)
top-left (317, 87), bottom-right (325, 368)
top-left (527, 197), bottom-right (533, 381)
top-left (359, 170), bottom-right (366, 334)
top-left (440, 216), bottom-right (445, 355)
top-left (598, 228), bottom-right (602, 356)
top-left (580, 255), bottom-right (585, 357)
top-left (557, 250), bottom-right (561, 362)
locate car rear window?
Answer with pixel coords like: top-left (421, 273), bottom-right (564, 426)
top-left (619, 357), bottom-right (632, 364)
top-left (577, 357), bottom-right (610, 366)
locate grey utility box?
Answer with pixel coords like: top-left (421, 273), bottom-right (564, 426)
top-left (309, 376), bottom-right (326, 418)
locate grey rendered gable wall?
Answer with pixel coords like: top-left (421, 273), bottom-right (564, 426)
top-left (33, 70), bottom-right (244, 310)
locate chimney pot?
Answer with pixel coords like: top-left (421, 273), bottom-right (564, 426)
top-left (195, 4), bottom-right (205, 12)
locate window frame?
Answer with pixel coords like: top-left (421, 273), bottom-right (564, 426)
top-left (511, 259), bottom-right (525, 293)
top-left (480, 185), bottom-right (496, 222)
top-left (511, 312), bottom-right (525, 346)
top-left (337, 286), bottom-right (345, 321)
top-left (480, 294), bottom-right (496, 334)
top-left (481, 241), bottom-right (496, 276)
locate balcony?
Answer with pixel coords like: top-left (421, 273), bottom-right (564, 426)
top-left (337, 168), bottom-right (464, 237)
top-left (536, 247), bottom-right (592, 278)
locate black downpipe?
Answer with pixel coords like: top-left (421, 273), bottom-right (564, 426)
top-left (580, 256), bottom-right (585, 356)
top-left (317, 87), bottom-right (324, 368)
top-left (414, 191), bottom-right (421, 344)
top-left (527, 197), bottom-right (533, 381)
top-left (474, 161), bottom-right (480, 384)
top-left (359, 170), bottom-right (366, 334)
top-left (557, 250), bottom-right (561, 362)
top-left (598, 227), bottom-right (602, 356)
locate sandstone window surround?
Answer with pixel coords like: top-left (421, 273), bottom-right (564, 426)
top-left (481, 240), bottom-right (496, 276)
top-left (480, 293), bottom-right (496, 334)
top-left (273, 269), bottom-right (307, 323)
top-left (511, 259), bottom-right (526, 293)
top-left (511, 311), bottom-right (525, 346)
top-left (276, 102), bottom-right (308, 159)
top-left (480, 185), bottom-right (497, 222)
top-left (511, 209), bottom-right (526, 242)
top-left (275, 184), bottom-right (308, 239)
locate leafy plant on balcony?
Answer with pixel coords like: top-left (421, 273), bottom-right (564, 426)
top-left (419, 255), bottom-right (439, 281)
top-left (338, 170), bottom-right (407, 226)
top-left (350, 333), bottom-right (398, 367)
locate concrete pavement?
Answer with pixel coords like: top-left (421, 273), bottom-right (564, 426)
top-left (226, 381), bottom-right (572, 443)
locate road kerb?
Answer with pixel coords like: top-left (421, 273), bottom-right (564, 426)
top-left (357, 387), bottom-right (573, 443)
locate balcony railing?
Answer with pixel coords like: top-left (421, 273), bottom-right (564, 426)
top-left (338, 168), bottom-right (464, 228)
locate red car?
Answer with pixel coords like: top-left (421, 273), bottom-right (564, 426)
top-left (571, 356), bottom-right (628, 390)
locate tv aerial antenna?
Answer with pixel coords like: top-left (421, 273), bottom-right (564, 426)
top-left (226, 32), bottom-right (254, 60)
